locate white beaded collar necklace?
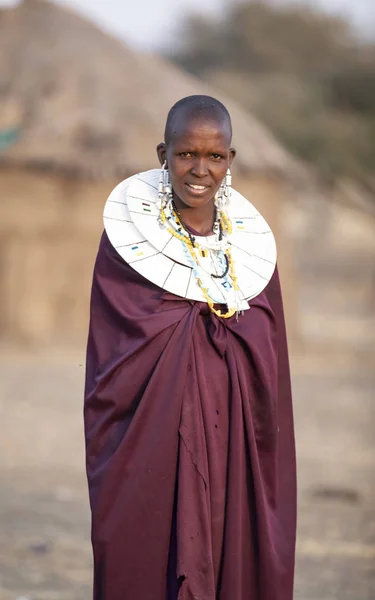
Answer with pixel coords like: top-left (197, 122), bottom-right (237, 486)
top-left (103, 169), bottom-right (277, 309)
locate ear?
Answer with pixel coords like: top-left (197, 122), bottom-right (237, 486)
top-left (229, 147), bottom-right (236, 167)
top-left (157, 143), bottom-right (167, 167)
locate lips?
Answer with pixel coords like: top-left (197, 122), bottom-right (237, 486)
top-left (185, 183), bottom-right (210, 195)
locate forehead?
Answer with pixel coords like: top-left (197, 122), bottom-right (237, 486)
top-left (169, 113), bottom-right (232, 147)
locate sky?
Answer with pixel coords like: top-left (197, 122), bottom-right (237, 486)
top-left (0, 0), bottom-right (373, 50)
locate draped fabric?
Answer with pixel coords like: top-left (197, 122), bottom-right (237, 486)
top-left (84, 231), bottom-right (296, 600)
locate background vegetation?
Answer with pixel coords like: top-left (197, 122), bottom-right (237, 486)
top-left (169, 1), bottom-right (375, 187)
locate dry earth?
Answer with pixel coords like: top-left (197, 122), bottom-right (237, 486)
top-left (0, 352), bottom-right (374, 600)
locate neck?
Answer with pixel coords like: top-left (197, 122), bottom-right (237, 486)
top-left (173, 195), bottom-right (215, 236)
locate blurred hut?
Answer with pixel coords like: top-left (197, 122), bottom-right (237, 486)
top-left (0, 0), bottom-right (304, 348)
top-left (288, 178), bottom-right (375, 371)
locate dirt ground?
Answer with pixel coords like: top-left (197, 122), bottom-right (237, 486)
top-left (0, 352), bottom-right (374, 600)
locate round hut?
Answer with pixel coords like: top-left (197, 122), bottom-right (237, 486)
top-left (0, 0), bottom-right (303, 348)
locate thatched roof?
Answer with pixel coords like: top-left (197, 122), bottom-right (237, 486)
top-left (0, 0), bottom-right (303, 180)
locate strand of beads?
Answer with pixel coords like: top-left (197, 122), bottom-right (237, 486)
top-left (220, 210), bottom-right (233, 236)
top-left (171, 209), bottom-right (229, 278)
top-left (160, 203), bottom-right (230, 254)
top-left (182, 241), bottom-right (238, 319)
top-left (167, 203), bottom-right (225, 253)
top-left (160, 204), bottom-right (242, 318)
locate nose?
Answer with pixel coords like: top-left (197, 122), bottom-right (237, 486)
top-left (191, 158), bottom-right (209, 178)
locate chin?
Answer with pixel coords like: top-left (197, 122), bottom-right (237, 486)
top-left (182, 197), bottom-right (212, 209)
top-left (175, 188), bottom-right (216, 209)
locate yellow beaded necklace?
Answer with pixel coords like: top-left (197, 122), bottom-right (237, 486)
top-left (160, 205), bottom-right (241, 319)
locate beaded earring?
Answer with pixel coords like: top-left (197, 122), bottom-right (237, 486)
top-left (215, 168), bottom-right (232, 209)
top-left (158, 161), bottom-right (173, 212)
top-left (225, 168), bottom-right (232, 204)
top-left (214, 168), bottom-right (232, 236)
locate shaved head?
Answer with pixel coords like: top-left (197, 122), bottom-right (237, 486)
top-left (164, 95), bottom-right (232, 146)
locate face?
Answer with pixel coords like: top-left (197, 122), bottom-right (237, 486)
top-left (157, 115), bottom-right (236, 210)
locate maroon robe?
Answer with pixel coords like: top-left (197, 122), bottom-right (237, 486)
top-left (84, 231), bottom-right (296, 600)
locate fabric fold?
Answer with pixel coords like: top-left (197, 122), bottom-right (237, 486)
top-left (84, 231), bottom-right (296, 600)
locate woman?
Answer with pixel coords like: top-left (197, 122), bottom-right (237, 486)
top-left (84, 95), bottom-right (296, 600)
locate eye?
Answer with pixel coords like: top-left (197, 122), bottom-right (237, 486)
top-left (211, 154), bottom-right (223, 161)
top-left (179, 152), bottom-right (194, 158)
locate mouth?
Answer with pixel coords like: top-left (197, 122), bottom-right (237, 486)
top-left (185, 183), bottom-right (210, 196)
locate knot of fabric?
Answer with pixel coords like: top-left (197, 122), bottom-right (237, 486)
top-left (193, 303), bottom-right (228, 358)
top-left (197, 302), bottom-right (211, 316)
top-left (160, 295), bottom-right (229, 358)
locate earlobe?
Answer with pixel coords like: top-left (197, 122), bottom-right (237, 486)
top-left (157, 143), bottom-right (167, 166)
top-left (229, 148), bottom-right (237, 166)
